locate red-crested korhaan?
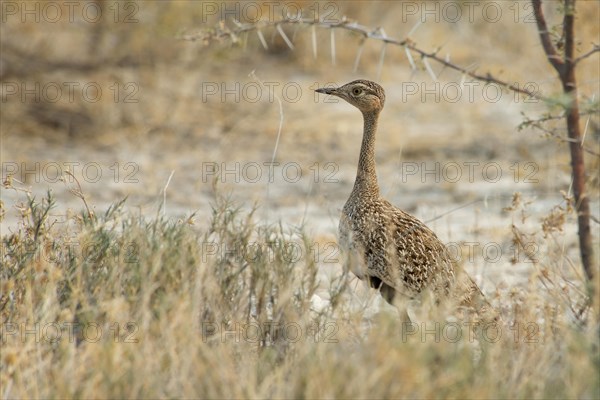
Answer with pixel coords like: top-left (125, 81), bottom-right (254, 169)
top-left (316, 80), bottom-right (493, 321)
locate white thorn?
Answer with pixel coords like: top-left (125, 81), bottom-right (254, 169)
top-left (256, 29), bottom-right (268, 50)
top-left (423, 58), bottom-right (437, 81)
top-left (405, 47), bottom-right (416, 70)
top-left (276, 24), bottom-right (295, 50)
top-left (408, 20), bottom-right (422, 37)
top-left (377, 43), bottom-right (387, 81)
top-left (353, 40), bottom-right (365, 72)
top-left (311, 25), bottom-right (317, 59)
top-left (330, 29), bottom-right (336, 66)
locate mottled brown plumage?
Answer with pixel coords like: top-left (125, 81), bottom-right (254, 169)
top-left (316, 80), bottom-right (491, 318)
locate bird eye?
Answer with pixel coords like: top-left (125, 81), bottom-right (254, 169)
top-left (352, 88), bottom-right (362, 95)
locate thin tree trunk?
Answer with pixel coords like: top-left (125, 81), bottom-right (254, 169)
top-left (532, 0), bottom-right (596, 289)
top-left (561, 0), bottom-right (596, 286)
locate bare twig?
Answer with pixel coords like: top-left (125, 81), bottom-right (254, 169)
top-left (62, 170), bottom-right (94, 221)
top-left (249, 71), bottom-right (285, 223)
top-left (574, 44), bottom-right (600, 65)
top-left (3, 175), bottom-right (32, 196)
top-left (521, 121), bottom-right (600, 157)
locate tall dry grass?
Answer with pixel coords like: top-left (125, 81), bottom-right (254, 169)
top-left (1, 185), bottom-right (598, 399)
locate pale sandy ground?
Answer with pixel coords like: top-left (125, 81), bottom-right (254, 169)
top-left (2, 1), bottom-right (599, 312)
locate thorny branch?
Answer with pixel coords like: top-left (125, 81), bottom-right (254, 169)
top-left (182, 17), bottom-right (545, 100)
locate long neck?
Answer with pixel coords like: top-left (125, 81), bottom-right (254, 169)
top-left (351, 110), bottom-right (380, 198)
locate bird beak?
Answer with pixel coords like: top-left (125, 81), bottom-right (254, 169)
top-left (315, 87), bottom-right (338, 95)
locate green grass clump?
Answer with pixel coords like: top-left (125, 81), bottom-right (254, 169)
top-left (1, 191), bottom-right (598, 399)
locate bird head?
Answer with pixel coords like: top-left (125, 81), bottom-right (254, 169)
top-left (315, 80), bottom-right (385, 113)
